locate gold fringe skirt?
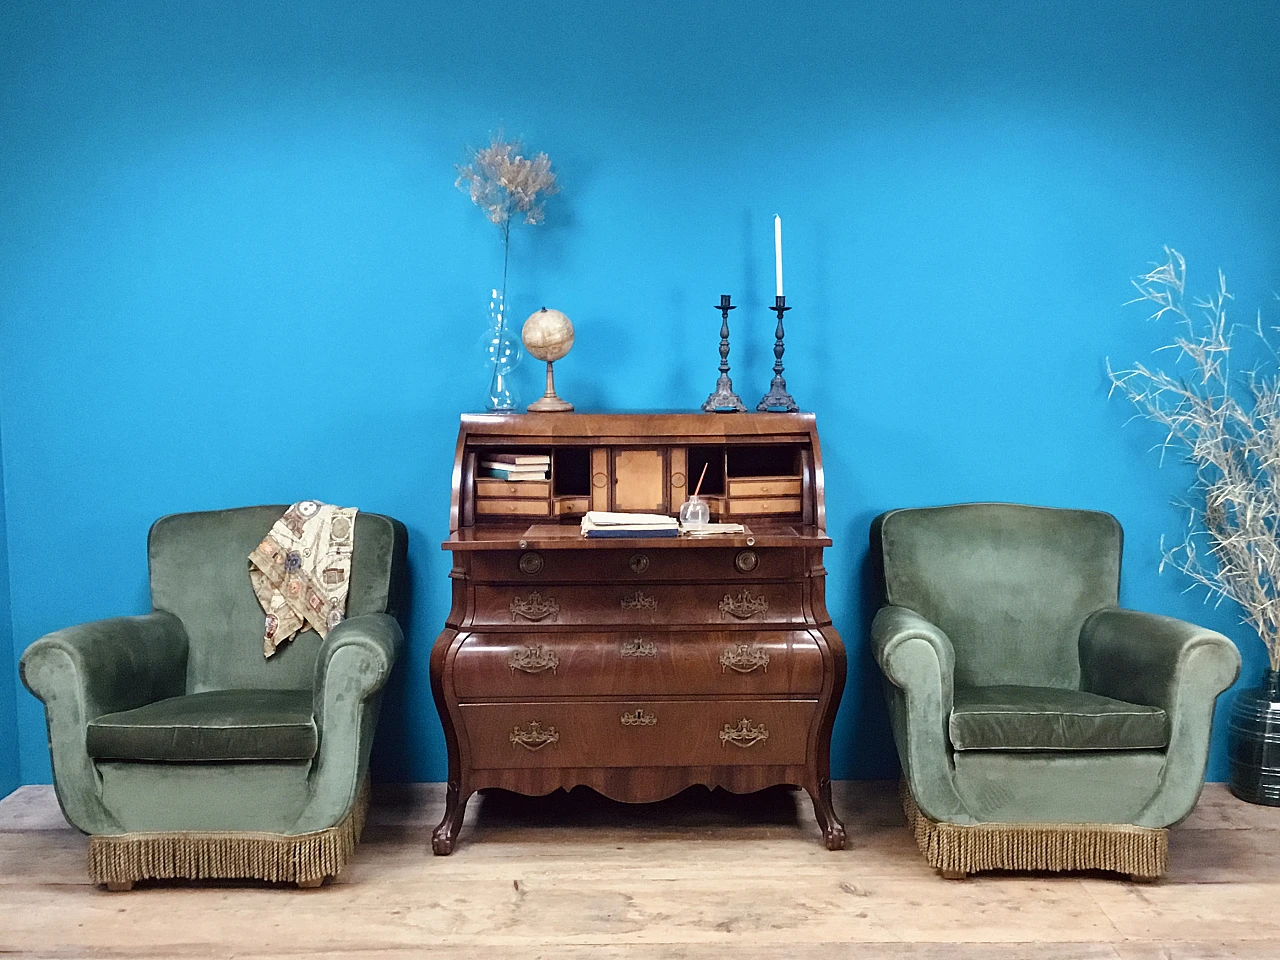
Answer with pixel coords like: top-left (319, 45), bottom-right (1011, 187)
top-left (901, 783), bottom-right (1168, 879)
top-left (87, 781), bottom-right (370, 886)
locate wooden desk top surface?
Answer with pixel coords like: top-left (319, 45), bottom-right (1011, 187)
top-left (443, 522), bottom-right (832, 551)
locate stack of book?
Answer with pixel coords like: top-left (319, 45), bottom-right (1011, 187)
top-left (581, 511), bottom-right (679, 539)
top-left (478, 453), bottom-right (550, 482)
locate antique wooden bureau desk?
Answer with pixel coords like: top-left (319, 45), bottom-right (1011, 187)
top-left (430, 412), bottom-right (846, 853)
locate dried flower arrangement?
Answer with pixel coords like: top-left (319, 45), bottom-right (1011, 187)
top-left (455, 134), bottom-right (559, 317)
top-left (1109, 249), bottom-right (1280, 669)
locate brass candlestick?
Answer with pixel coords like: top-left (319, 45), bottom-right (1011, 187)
top-left (702, 294), bottom-right (747, 412)
top-left (756, 296), bottom-right (798, 412)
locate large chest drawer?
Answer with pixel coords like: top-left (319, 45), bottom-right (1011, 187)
top-left (460, 699), bottom-right (815, 769)
top-left (472, 582), bottom-right (806, 627)
top-left (468, 547), bottom-right (803, 584)
top-left (451, 630), bottom-right (823, 699)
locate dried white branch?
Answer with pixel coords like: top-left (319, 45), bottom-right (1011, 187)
top-left (1109, 248), bottom-right (1279, 669)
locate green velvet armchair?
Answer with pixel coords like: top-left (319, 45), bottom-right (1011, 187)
top-left (870, 503), bottom-right (1240, 880)
top-left (20, 506), bottom-right (407, 889)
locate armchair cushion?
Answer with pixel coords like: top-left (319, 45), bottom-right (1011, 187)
top-left (949, 685), bottom-right (1168, 752)
top-left (86, 689), bottom-right (317, 762)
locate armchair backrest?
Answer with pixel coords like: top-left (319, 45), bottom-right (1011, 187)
top-left (872, 503), bottom-right (1121, 689)
top-left (148, 505), bottom-right (408, 693)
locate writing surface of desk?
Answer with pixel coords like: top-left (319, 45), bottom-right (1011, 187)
top-left (430, 413), bottom-right (846, 853)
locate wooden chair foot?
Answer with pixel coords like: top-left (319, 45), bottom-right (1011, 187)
top-left (296, 877), bottom-right (325, 889)
top-left (104, 880), bottom-right (134, 892)
top-left (939, 868), bottom-right (968, 880)
top-left (1128, 873), bottom-right (1158, 884)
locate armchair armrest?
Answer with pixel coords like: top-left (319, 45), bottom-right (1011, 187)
top-left (1080, 607), bottom-right (1241, 827)
top-left (1079, 608), bottom-right (1240, 713)
top-left (18, 611), bottom-right (189, 835)
top-left (312, 612), bottom-right (403, 725)
top-left (871, 605), bottom-right (955, 713)
top-left (871, 605), bottom-right (970, 823)
top-left (295, 612), bottom-right (403, 833)
top-left (20, 611), bottom-right (189, 722)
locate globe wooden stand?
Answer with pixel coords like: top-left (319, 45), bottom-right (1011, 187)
top-left (522, 307), bottom-right (575, 413)
top-left (528, 360), bottom-right (573, 412)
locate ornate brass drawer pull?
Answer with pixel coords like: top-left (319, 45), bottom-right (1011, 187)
top-left (518, 552), bottom-right (544, 576)
top-left (620, 709), bottom-right (657, 727)
top-left (720, 643), bottom-right (770, 674)
top-left (508, 644), bottom-right (559, 675)
top-left (510, 721), bottom-right (559, 751)
top-left (620, 638), bottom-right (657, 658)
top-left (720, 718), bottom-right (770, 748)
top-left (510, 591), bottom-right (560, 622)
top-left (620, 590), bottom-right (657, 611)
top-left (734, 550), bottom-right (759, 573)
top-left (719, 589), bottom-right (769, 620)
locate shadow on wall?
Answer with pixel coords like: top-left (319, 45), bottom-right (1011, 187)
top-left (836, 510), bottom-right (899, 781)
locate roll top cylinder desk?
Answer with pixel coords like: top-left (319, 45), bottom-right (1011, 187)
top-left (430, 413), bottom-right (847, 853)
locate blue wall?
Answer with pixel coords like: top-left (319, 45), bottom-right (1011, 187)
top-left (0, 423), bottom-right (17, 798)
top-left (1, 1), bottom-right (1277, 784)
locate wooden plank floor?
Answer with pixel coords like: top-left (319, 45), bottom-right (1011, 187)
top-left (0, 780), bottom-right (1275, 959)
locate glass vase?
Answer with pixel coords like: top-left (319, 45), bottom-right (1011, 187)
top-left (479, 288), bottom-right (522, 412)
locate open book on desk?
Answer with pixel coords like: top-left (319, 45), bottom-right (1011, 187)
top-left (679, 522), bottom-right (747, 537)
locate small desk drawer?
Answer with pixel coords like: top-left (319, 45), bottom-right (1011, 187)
top-left (476, 499), bottom-right (552, 518)
top-left (472, 582), bottom-right (807, 627)
top-left (451, 630), bottom-right (824, 699)
top-left (476, 479), bottom-right (550, 498)
top-left (461, 699), bottom-right (815, 769)
top-left (468, 547), bottom-right (803, 584)
top-left (727, 477), bottom-right (802, 498)
top-left (729, 497), bottom-right (802, 516)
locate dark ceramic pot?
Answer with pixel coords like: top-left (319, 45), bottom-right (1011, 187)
top-left (1228, 667), bottom-right (1280, 806)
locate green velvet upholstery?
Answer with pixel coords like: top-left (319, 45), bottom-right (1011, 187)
top-left (20, 506), bottom-right (407, 858)
top-left (87, 689), bottom-right (318, 762)
top-left (870, 503), bottom-right (1240, 836)
top-left (949, 685), bottom-right (1168, 751)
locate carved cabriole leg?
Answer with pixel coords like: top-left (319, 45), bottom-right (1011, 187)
top-left (431, 780), bottom-right (471, 856)
top-left (430, 625), bottom-right (469, 855)
top-left (104, 880), bottom-right (133, 892)
top-left (806, 777), bottom-right (847, 851)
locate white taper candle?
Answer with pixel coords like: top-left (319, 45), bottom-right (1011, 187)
top-left (774, 215), bottom-right (784, 298)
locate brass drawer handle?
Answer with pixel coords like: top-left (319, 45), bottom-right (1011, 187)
top-left (620, 638), bottom-right (657, 658)
top-left (734, 550), bottom-right (759, 573)
top-left (629, 553), bottom-right (650, 574)
top-left (510, 721), bottom-right (559, 751)
top-left (620, 590), bottom-right (657, 611)
top-left (511, 591), bottom-right (560, 622)
top-left (720, 643), bottom-right (770, 674)
top-left (518, 552), bottom-right (544, 576)
top-left (719, 589), bottom-right (769, 620)
top-left (620, 709), bottom-right (657, 727)
top-left (720, 718), bottom-right (769, 748)
top-left (508, 644), bottom-right (559, 675)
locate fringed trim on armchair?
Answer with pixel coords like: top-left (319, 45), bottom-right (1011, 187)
top-left (901, 782), bottom-right (1168, 879)
top-left (88, 780), bottom-right (370, 886)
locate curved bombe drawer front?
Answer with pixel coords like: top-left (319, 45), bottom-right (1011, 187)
top-left (451, 631), bottom-right (824, 699)
top-left (461, 699), bottom-right (816, 769)
top-left (470, 548), bottom-right (803, 584)
top-left (472, 582), bottom-right (807, 628)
